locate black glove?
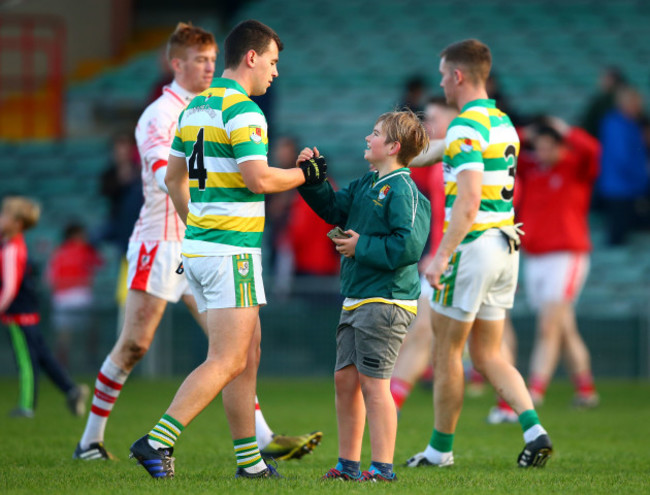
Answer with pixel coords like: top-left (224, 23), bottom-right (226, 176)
top-left (299, 156), bottom-right (327, 185)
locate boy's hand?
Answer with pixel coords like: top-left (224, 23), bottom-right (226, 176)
top-left (334, 230), bottom-right (359, 258)
top-left (299, 156), bottom-right (327, 185)
top-left (296, 146), bottom-right (320, 166)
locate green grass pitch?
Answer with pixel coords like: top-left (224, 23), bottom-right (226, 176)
top-left (1, 377), bottom-right (649, 494)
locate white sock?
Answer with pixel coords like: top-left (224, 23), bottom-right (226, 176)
top-left (424, 444), bottom-right (453, 465)
top-left (254, 395), bottom-right (274, 449)
top-left (523, 424), bottom-right (547, 444)
top-left (79, 357), bottom-right (129, 449)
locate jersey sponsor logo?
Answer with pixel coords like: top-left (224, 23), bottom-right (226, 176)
top-left (378, 184), bottom-right (391, 200)
top-left (460, 138), bottom-right (473, 153)
top-left (237, 259), bottom-right (250, 277)
top-left (249, 125), bottom-right (263, 144)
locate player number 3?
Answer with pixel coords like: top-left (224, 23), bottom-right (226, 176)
top-left (500, 144), bottom-right (517, 201)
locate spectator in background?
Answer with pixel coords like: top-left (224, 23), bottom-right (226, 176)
top-left (45, 223), bottom-right (102, 369)
top-left (399, 75), bottom-right (428, 114)
top-left (514, 119), bottom-right (601, 411)
top-left (284, 184), bottom-right (340, 276)
top-left (1, 196), bottom-right (89, 418)
top-left (266, 136), bottom-right (301, 295)
top-left (269, 137), bottom-right (340, 297)
top-left (580, 66), bottom-right (627, 138)
top-left (597, 85), bottom-right (649, 245)
top-left (94, 132), bottom-right (143, 256)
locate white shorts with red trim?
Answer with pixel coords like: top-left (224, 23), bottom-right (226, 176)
top-left (524, 251), bottom-right (590, 310)
top-left (126, 240), bottom-right (192, 303)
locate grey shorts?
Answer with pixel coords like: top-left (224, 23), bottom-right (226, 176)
top-left (335, 303), bottom-right (414, 379)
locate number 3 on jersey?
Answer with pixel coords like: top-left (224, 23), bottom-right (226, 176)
top-left (500, 144), bottom-right (517, 201)
top-left (189, 127), bottom-right (207, 191)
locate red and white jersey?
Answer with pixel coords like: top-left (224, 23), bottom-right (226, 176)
top-left (131, 81), bottom-right (196, 242)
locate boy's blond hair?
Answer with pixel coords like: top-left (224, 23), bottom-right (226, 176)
top-left (167, 22), bottom-right (218, 61)
top-left (2, 196), bottom-right (40, 231)
top-left (376, 109), bottom-right (429, 166)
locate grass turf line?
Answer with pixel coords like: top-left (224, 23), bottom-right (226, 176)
top-left (0, 377), bottom-right (648, 494)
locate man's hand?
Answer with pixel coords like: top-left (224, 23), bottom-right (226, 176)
top-left (299, 156), bottom-right (327, 185)
top-left (425, 251), bottom-right (450, 290)
top-left (334, 229), bottom-right (359, 258)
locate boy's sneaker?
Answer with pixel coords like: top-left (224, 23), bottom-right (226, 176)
top-left (73, 442), bottom-right (115, 460)
top-left (260, 431), bottom-right (323, 461)
top-left (129, 435), bottom-right (175, 479)
top-left (235, 463), bottom-right (283, 479)
top-left (321, 468), bottom-right (361, 481)
top-left (405, 451), bottom-right (454, 467)
top-left (486, 406), bottom-right (519, 424)
top-left (66, 384), bottom-right (90, 417)
top-left (572, 393), bottom-right (599, 409)
top-left (517, 434), bottom-right (553, 468)
top-left (358, 470), bottom-right (397, 482)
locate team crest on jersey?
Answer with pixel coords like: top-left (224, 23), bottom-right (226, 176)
top-left (237, 260), bottom-right (250, 277)
top-left (249, 125), bottom-right (263, 144)
top-left (460, 138), bottom-right (473, 153)
top-left (378, 185), bottom-right (391, 200)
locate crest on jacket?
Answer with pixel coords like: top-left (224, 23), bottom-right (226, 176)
top-left (378, 185), bottom-right (391, 200)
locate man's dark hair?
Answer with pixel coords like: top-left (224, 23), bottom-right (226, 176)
top-left (224, 19), bottom-right (283, 69)
top-left (63, 222), bottom-right (85, 241)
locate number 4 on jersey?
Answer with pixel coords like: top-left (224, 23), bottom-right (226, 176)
top-left (189, 127), bottom-right (207, 191)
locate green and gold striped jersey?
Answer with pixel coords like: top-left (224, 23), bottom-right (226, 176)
top-left (169, 78), bottom-right (268, 256)
top-left (442, 98), bottom-right (519, 243)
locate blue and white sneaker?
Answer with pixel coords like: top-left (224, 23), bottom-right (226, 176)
top-left (129, 435), bottom-right (175, 479)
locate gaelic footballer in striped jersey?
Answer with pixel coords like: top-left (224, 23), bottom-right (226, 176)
top-left (132, 20), bottom-right (324, 480)
top-left (407, 38), bottom-right (553, 470)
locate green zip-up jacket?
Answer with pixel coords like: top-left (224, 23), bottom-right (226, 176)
top-left (298, 167), bottom-right (431, 300)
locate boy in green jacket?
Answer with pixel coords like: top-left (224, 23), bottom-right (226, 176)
top-left (297, 109), bottom-right (431, 481)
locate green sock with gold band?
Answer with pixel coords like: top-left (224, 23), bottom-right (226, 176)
top-left (148, 414), bottom-right (184, 450)
top-left (234, 436), bottom-right (266, 473)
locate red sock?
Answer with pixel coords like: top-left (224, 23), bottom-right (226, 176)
top-left (469, 368), bottom-right (484, 385)
top-left (528, 375), bottom-right (548, 398)
top-left (420, 365), bottom-right (434, 382)
top-left (572, 371), bottom-right (596, 396)
top-left (390, 377), bottom-right (413, 411)
top-left (496, 396), bottom-right (513, 412)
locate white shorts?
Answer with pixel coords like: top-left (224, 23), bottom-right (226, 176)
top-left (524, 252), bottom-right (589, 310)
top-left (182, 253), bottom-right (266, 312)
top-left (126, 240), bottom-right (192, 303)
top-left (430, 230), bottom-right (518, 322)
